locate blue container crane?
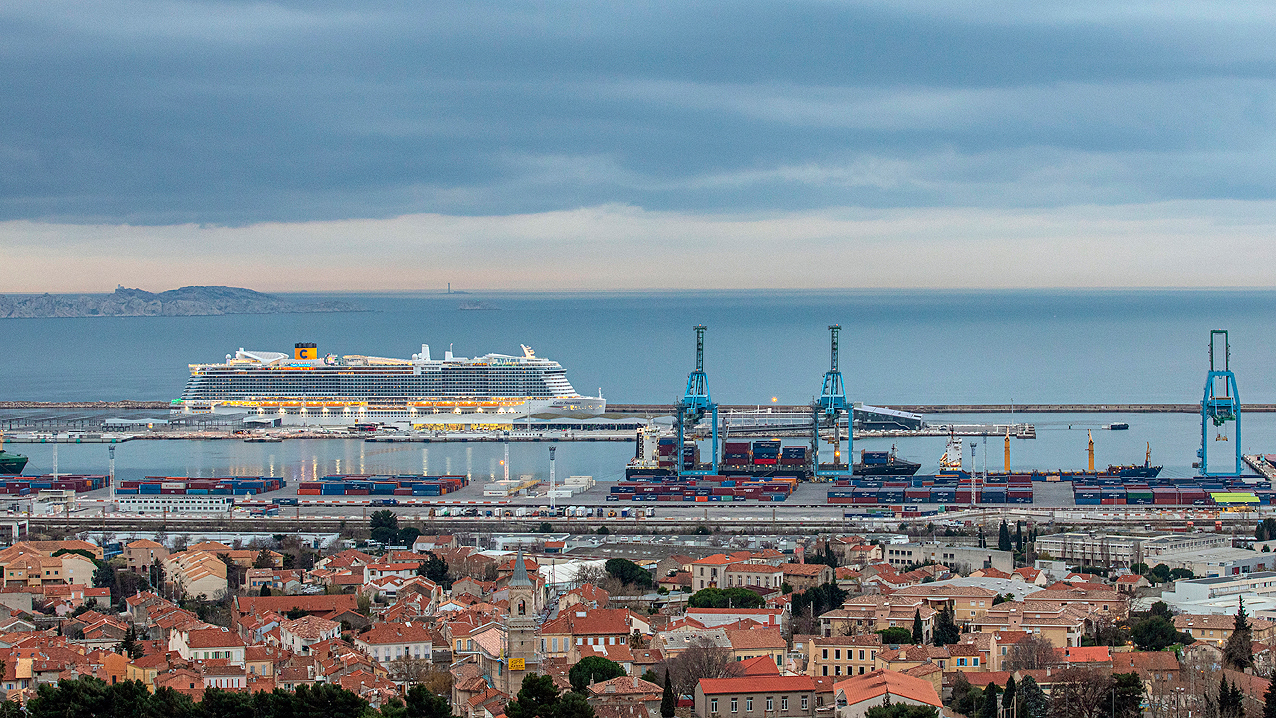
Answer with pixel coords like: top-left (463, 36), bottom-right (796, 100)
top-left (1198, 329), bottom-right (1242, 476)
top-left (676, 325), bottom-right (718, 475)
top-left (813, 324), bottom-right (850, 479)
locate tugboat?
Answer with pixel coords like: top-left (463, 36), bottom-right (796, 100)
top-left (0, 432), bottom-right (28, 475)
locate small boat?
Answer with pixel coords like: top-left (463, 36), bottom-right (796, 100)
top-left (243, 436), bottom-right (283, 443)
top-left (1109, 422), bottom-right (1130, 430)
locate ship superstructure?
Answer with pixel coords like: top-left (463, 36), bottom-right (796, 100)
top-left (174, 342), bottom-right (605, 426)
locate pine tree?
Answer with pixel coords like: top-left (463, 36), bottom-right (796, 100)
top-left (1002, 675), bottom-right (1016, 718)
top-left (1224, 596), bottom-right (1254, 671)
top-left (1017, 676), bottom-right (1047, 718)
top-left (661, 670), bottom-right (675, 718)
top-left (998, 521), bottom-right (1011, 552)
top-left (933, 604), bottom-right (959, 646)
top-left (912, 610), bottom-right (924, 644)
top-left (1263, 669), bottom-right (1276, 718)
top-left (977, 683), bottom-right (1000, 718)
top-left (1015, 522), bottom-right (1023, 553)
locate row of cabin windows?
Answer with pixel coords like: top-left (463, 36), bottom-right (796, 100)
top-left (710, 696), bottom-right (807, 713)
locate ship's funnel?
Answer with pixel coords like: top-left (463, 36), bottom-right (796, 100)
top-left (295, 342), bottom-right (317, 360)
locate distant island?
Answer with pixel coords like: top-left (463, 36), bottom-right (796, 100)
top-left (0, 285), bottom-right (362, 318)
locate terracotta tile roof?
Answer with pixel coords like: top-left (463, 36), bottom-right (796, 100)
top-left (586, 676), bottom-right (662, 696)
top-left (360, 622), bottom-right (433, 646)
top-left (725, 628), bottom-right (785, 651)
top-left (1113, 651), bottom-right (1180, 673)
top-left (834, 669), bottom-right (941, 708)
top-left (187, 628), bottom-right (245, 649)
top-left (1062, 646), bottom-right (1111, 663)
top-left (234, 594), bottom-right (359, 617)
top-left (280, 615), bottom-right (340, 641)
top-left (782, 564), bottom-right (828, 577)
top-left (733, 655), bottom-right (780, 676)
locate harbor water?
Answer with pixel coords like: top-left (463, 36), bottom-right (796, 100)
top-left (4, 289), bottom-right (1276, 481)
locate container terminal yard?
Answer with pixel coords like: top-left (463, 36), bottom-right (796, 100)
top-left (0, 328), bottom-right (1272, 532)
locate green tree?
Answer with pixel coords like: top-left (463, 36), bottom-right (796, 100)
top-left (878, 627), bottom-right (913, 644)
top-left (596, 526), bottom-right (610, 535)
top-left (998, 520), bottom-right (1011, 552)
top-left (1258, 518), bottom-right (1276, 542)
top-left (977, 683), bottom-right (1000, 718)
top-left (1148, 564), bottom-right (1171, 583)
top-left (370, 510), bottom-right (399, 544)
top-left (1148, 601), bottom-right (1172, 621)
top-left (507, 674), bottom-right (564, 718)
top-left (1220, 677), bottom-right (1241, 718)
top-left (570, 657), bottom-right (626, 692)
top-left (1224, 597), bottom-right (1254, 671)
top-left (260, 585), bottom-right (272, 596)
top-left (1130, 562), bottom-right (1149, 576)
top-left (661, 670), bottom-right (676, 718)
top-left (605, 559), bottom-right (654, 589)
top-left (912, 609), bottom-right (924, 644)
top-left (1111, 672), bottom-right (1144, 718)
top-left (1017, 676), bottom-right (1049, 718)
top-left (1262, 668), bottom-right (1276, 718)
top-left (252, 549), bottom-right (274, 569)
top-left (866, 705), bottom-right (938, 718)
top-left (1130, 616), bottom-right (1190, 651)
top-left (553, 691), bottom-right (597, 718)
top-left (370, 509), bottom-right (399, 530)
top-left (947, 674), bottom-right (978, 716)
top-left (417, 552), bottom-right (453, 590)
top-left (405, 684), bottom-right (452, 718)
top-left (933, 603), bottom-right (959, 646)
top-left (789, 582), bottom-right (847, 618)
top-left (1002, 675), bottom-right (1017, 717)
top-left (538, 522), bottom-right (553, 533)
top-left (688, 587), bottom-right (764, 609)
top-left (200, 686), bottom-right (254, 717)
top-left (398, 526), bottom-right (422, 546)
top-left (117, 624), bottom-right (143, 659)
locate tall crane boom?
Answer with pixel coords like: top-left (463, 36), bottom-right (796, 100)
top-left (677, 325), bottom-right (718, 475)
top-left (813, 324), bottom-right (851, 478)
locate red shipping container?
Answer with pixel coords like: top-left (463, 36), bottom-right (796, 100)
top-left (347, 489), bottom-right (370, 495)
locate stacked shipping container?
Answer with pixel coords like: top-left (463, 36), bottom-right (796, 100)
top-left (296, 475), bottom-right (468, 496)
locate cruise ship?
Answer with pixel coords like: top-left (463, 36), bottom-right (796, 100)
top-left (173, 342), bottom-right (606, 427)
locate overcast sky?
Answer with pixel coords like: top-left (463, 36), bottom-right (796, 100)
top-left (4, 1), bottom-right (1276, 291)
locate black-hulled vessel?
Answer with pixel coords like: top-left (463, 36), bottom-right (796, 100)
top-left (853, 446), bottom-right (921, 476)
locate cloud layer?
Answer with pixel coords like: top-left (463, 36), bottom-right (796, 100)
top-left (3, 201), bottom-right (1275, 291)
top-left (3, 1), bottom-right (1275, 287)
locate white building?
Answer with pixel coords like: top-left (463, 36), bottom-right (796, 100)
top-left (117, 495), bottom-right (234, 513)
top-left (171, 626), bottom-right (246, 665)
top-left (354, 622), bottom-right (434, 666)
top-left (279, 615), bottom-right (341, 655)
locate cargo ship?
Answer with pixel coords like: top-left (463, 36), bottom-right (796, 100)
top-left (0, 449), bottom-right (27, 475)
top-left (854, 446), bottom-right (921, 476)
top-left (174, 342), bottom-right (605, 427)
top-left (0, 434), bottom-right (27, 475)
top-left (935, 435), bottom-right (1161, 480)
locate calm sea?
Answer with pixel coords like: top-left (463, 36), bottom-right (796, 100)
top-left (4, 289), bottom-right (1276, 480)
